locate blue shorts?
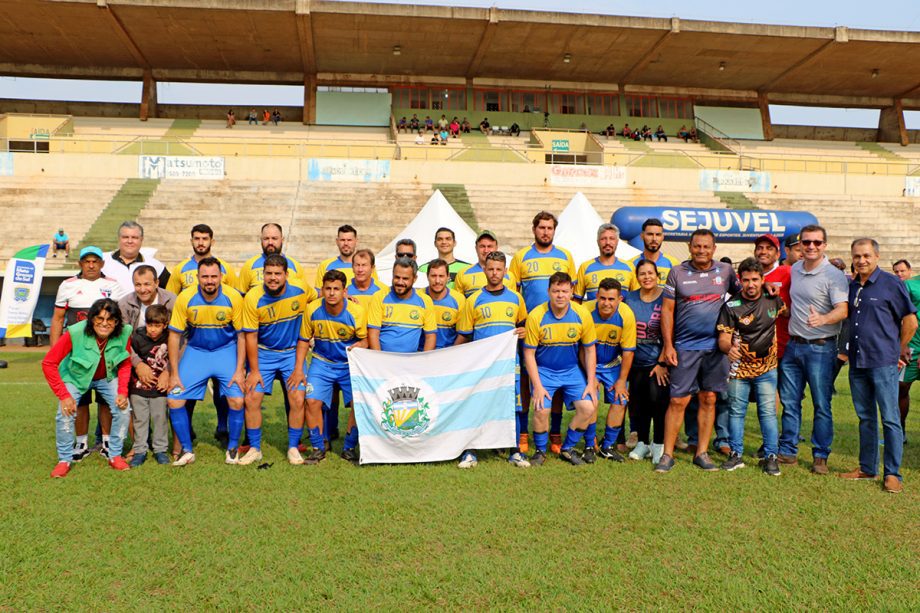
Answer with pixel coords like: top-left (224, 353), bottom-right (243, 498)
top-left (306, 358), bottom-right (353, 406)
top-left (168, 344), bottom-right (244, 401)
top-left (253, 349), bottom-right (303, 395)
top-left (597, 366), bottom-right (626, 406)
top-left (533, 367), bottom-right (588, 410)
top-left (670, 348), bottom-right (729, 398)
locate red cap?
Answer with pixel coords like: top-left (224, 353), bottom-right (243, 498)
top-left (755, 234), bottom-right (780, 250)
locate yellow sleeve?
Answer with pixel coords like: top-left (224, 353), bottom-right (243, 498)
top-left (300, 300), bottom-right (319, 340)
top-left (314, 260), bottom-right (328, 292)
top-left (628, 275), bottom-right (640, 291)
top-left (289, 257), bottom-right (308, 288)
top-left (367, 291), bottom-right (385, 329)
top-left (352, 302), bottom-right (368, 339)
top-left (229, 290), bottom-right (243, 331)
top-left (574, 261), bottom-right (588, 299)
top-left (421, 295), bottom-right (437, 334)
top-left (508, 251), bottom-right (523, 288)
top-left (578, 306), bottom-right (597, 345)
top-left (236, 261), bottom-right (253, 294)
top-left (165, 263), bottom-right (183, 295)
top-left (220, 259), bottom-right (238, 290)
top-left (515, 292), bottom-right (528, 324)
top-left (620, 303), bottom-right (637, 350)
top-left (241, 290), bottom-right (260, 331)
top-left (524, 309), bottom-right (542, 347)
top-left (565, 249), bottom-right (577, 277)
top-left (452, 290), bottom-right (466, 316)
top-left (169, 291), bottom-right (189, 332)
top-left (456, 294), bottom-right (474, 335)
top-left (453, 265), bottom-right (470, 296)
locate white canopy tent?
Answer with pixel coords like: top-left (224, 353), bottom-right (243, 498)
top-left (376, 190), bottom-right (479, 286)
top-left (555, 192), bottom-right (642, 267)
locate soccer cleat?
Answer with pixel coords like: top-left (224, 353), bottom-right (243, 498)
top-left (172, 451), bottom-right (196, 467)
top-left (457, 451), bottom-right (478, 469)
top-left (297, 443), bottom-right (309, 454)
top-left (225, 448), bottom-right (239, 465)
top-left (582, 447), bottom-right (597, 464)
top-left (530, 450), bottom-right (546, 466)
top-left (549, 433), bottom-right (562, 455)
top-left (720, 452), bottom-right (745, 471)
top-left (287, 447), bottom-right (305, 465)
top-left (518, 433), bottom-right (529, 454)
top-left (654, 454), bottom-right (675, 473)
top-left (153, 452), bottom-right (171, 465)
top-left (629, 442), bottom-right (651, 461)
top-left (303, 449), bottom-right (326, 465)
top-left (108, 456), bottom-right (130, 471)
top-left (238, 445), bottom-right (251, 455)
top-left (50, 461), bottom-right (71, 478)
top-left (238, 448), bottom-right (263, 466)
top-left (598, 446), bottom-right (625, 462)
top-left (129, 452), bottom-right (147, 468)
top-left (341, 448), bottom-right (359, 464)
top-left (214, 429), bottom-right (229, 450)
top-left (71, 443), bottom-right (90, 463)
top-left (625, 431), bottom-right (639, 450)
top-left (760, 454), bottom-right (781, 476)
top-left (693, 453), bottom-right (719, 472)
top-left (559, 448), bottom-right (584, 466)
top-left (508, 452), bottom-right (530, 468)
top-left (650, 443), bottom-right (665, 465)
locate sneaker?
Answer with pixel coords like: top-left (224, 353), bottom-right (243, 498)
top-left (674, 438), bottom-right (689, 451)
top-left (238, 448), bottom-right (263, 466)
top-left (518, 433), bottom-right (529, 454)
top-left (154, 452), bottom-right (171, 465)
top-left (650, 443), bottom-right (665, 465)
top-left (777, 454), bottom-right (797, 465)
top-left (108, 456), bottom-right (130, 471)
top-left (755, 445), bottom-right (765, 459)
top-left (616, 443), bottom-right (628, 453)
top-left (129, 452), bottom-right (147, 468)
top-left (99, 443), bottom-right (110, 460)
top-left (549, 433), bottom-right (562, 455)
top-left (238, 445), bottom-right (251, 456)
top-left (530, 450), bottom-right (546, 466)
top-left (598, 446), bottom-right (625, 462)
top-left (582, 447), bottom-right (597, 464)
top-left (225, 448), bottom-right (239, 465)
top-left (457, 451), bottom-right (478, 469)
top-left (883, 475), bottom-right (903, 494)
top-left (341, 448), bottom-right (359, 464)
top-left (71, 443), bottom-right (90, 463)
top-left (693, 452), bottom-right (719, 472)
top-left (508, 452), bottom-right (531, 468)
top-left (811, 457), bottom-right (829, 475)
top-left (297, 443), bottom-right (309, 454)
top-left (654, 454), bottom-right (675, 473)
top-left (303, 448), bottom-right (326, 465)
top-left (625, 431), bottom-right (639, 449)
top-left (720, 451), bottom-right (745, 471)
top-left (214, 429), bottom-right (229, 449)
top-left (287, 447), bottom-right (304, 465)
top-left (760, 454), bottom-right (781, 476)
top-left (838, 468), bottom-right (876, 480)
top-left (172, 451), bottom-right (196, 467)
top-left (717, 445), bottom-right (732, 456)
top-left (559, 448), bottom-right (584, 465)
top-left (629, 441), bottom-right (651, 461)
top-left (50, 461), bottom-right (71, 478)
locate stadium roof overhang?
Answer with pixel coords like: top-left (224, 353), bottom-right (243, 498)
top-left (2, 0), bottom-right (919, 109)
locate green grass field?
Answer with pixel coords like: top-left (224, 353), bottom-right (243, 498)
top-left (1, 349), bottom-right (917, 609)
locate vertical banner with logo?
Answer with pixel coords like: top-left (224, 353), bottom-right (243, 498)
top-left (348, 331), bottom-right (517, 464)
top-left (0, 244), bottom-right (49, 338)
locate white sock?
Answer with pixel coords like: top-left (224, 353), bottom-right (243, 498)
top-left (75, 435), bottom-right (88, 448)
top-left (102, 434), bottom-right (110, 448)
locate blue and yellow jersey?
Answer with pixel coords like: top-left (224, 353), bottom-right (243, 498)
top-left (628, 251), bottom-right (682, 289)
top-left (166, 255), bottom-right (238, 295)
top-left (300, 299), bottom-right (367, 364)
top-left (314, 257), bottom-right (354, 292)
top-left (584, 300), bottom-right (637, 370)
top-left (509, 244), bottom-right (576, 312)
top-left (424, 288), bottom-right (465, 349)
top-left (237, 253), bottom-right (307, 294)
top-left (241, 283), bottom-right (314, 351)
top-left (457, 287), bottom-right (527, 341)
top-left (575, 257), bottom-right (636, 302)
top-left (524, 302), bottom-right (597, 372)
top-left (169, 284), bottom-right (243, 351)
top-left (347, 278), bottom-right (385, 311)
top-left (453, 262), bottom-right (515, 298)
top-left (367, 288), bottom-right (436, 353)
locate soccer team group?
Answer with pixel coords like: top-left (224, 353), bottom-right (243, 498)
top-left (42, 213), bottom-right (915, 493)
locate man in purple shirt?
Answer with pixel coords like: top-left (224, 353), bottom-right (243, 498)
top-left (656, 229), bottom-right (740, 473)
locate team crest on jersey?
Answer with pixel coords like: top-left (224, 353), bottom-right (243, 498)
top-left (767, 308), bottom-right (778, 318)
top-left (100, 289), bottom-right (112, 298)
top-left (441, 312), bottom-right (452, 322)
top-left (380, 385), bottom-right (432, 438)
top-left (714, 276), bottom-right (723, 285)
top-left (608, 330), bottom-right (619, 341)
top-left (216, 311), bottom-right (227, 322)
top-left (291, 300), bottom-right (300, 311)
top-left (304, 383), bottom-right (314, 395)
top-left (409, 310), bottom-right (420, 320)
top-left (552, 262), bottom-right (562, 272)
top-left (567, 327), bottom-right (578, 339)
top-left (740, 314), bottom-right (755, 325)
top-left (505, 307), bottom-right (515, 317)
top-left (337, 327), bottom-right (348, 338)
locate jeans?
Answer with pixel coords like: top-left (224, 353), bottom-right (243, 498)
top-left (849, 365), bottom-right (903, 480)
top-left (56, 379), bottom-right (130, 462)
top-left (714, 391), bottom-right (731, 449)
top-left (778, 338), bottom-right (836, 458)
top-left (728, 369), bottom-right (779, 456)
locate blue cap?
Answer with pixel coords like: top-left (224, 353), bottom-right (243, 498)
top-left (79, 246), bottom-right (104, 260)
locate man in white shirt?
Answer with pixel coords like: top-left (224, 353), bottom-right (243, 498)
top-left (102, 221), bottom-right (169, 294)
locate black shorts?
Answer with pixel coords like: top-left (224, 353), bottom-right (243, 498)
top-left (669, 349), bottom-right (729, 398)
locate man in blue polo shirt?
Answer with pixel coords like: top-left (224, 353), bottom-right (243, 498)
top-left (656, 229), bottom-right (740, 473)
top-left (839, 238), bottom-right (916, 494)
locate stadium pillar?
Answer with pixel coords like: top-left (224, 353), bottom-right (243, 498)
top-left (303, 74), bottom-right (317, 125)
top-left (758, 93), bottom-right (773, 141)
top-left (140, 70), bottom-right (157, 121)
top-left (877, 99), bottom-right (908, 146)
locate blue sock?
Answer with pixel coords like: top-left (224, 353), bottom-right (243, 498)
top-left (227, 408), bottom-right (245, 449)
top-left (288, 427), bottom-right (304, 449)
top-left (246, 427), bottom-right (262, 451)
top-left (308, 426), bottom-right (324, 450)
top-left (534, 430), bottom-right (549, 453)
top-left (602, 425), bottom-right (622, 448)
top-left (343, 426), bottom-right (359, 451)
top-left (562, 427), bottom-right (584, 451)
top-left (169, 407), bottom-right (193, 452)
top-left (585, 422), bottom-right (597, 448)
top-left (516, 412), bottom-right (529, 440)
top-left (550, 411), bottom-right (563, 435)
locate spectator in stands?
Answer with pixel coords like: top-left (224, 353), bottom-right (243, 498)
top-left (603, 124), bottom-right (615, 138)
top-left (579, 122), bottom-right (589, 132)
top-left (641, 125), bottom-right (652, 141)
top-left (439, 128), bottom-right (449, 145)
top-left (262, 109), bottom-right (271, 125)
top-left (461, 117), bottom-right (471, 133)
top-left (510, 122), bottom-right (520, 137)
top-left (632, 130), bottom-right (642, 142)
top-left (449, 117), bottom-right (460, 137)
top-left (678, 125), bottom-right (691, 142)
top-left (247, 109), bottom-right (257, 125)
top-left (621, 124), bottom-right (632, 138)
top-left (397, 116), bottom-right (408, 133)
top-left (893, 259), bottom-right (912, 281)
top-left (414, 130), bottom-right (425, 146)
top-left (424, 116), bottom-right (434, 132)
top-left (783, 234), bottom-right (803, 266)
top-left (655, 125), bottom-right (667, 141)
top-left (52, 228), bottom-right (69, 258)
top-left (689, 127), bottom-right (699, 142)
top-left (102, 221), bottom-right (170, 293)
top-left (226, 109), bottom-right (236, 129)
top-left (271, 109), bottom-right (282, 126)
top-left (409, 114), bottom-right (420, 131)
top-left (479, 117), bottom-right (492, 135)
top-left (438, 115), bottom-right (448, 131)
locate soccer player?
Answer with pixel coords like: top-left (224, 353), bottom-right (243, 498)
top-left (291, 270), bottom-right (368, 465)
top-left (166, 257), bottom-right (246, 466)
top-left (575, 223), bottom-right (636, 303)
top-left (586, 278), bottom-right (637, 463)
top-left (240, 254), bottom-right (316, 466)
top-left (523, 272), bottom-right (598, 466)
top-left (237, 223), bottom-right (307, 293)
top-left (418, 227), bottom-right (469, 288)
top-left (314, 224), bottom-right (358, 291)
top-left (628, 218), bottom-right (681, 288)
top-left (423, 259), bottom-right (465, 349)
top-left (453, 230), bottom-right (513, 298)
top-left (455, 251), bottom-right (530, 468)
top-left (347, 248), bottom-right (385, 309)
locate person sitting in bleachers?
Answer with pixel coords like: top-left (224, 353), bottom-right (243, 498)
top-left (688, 127), bottom-right (699, 142)
top-left (655, 125), bottom-right (667, 141)
top-left (271, 109), bottom-right (282, 126)
top-left (52, 228), bottom-right (69, 258)
top-left (621, 123), bottom-right (632, 138)
top-left (510, 122), bottom-right (520, 137)
top-left (479, 117), bottom-right (492, 135)
top-left (461, 117), bottom-right (472, 133)
top-left (226, 109), bottom-right (236, 129)
top-left (262, 109), bottom-right (270, 125)
top-left (424, 116), bottom-right (435, 132)
top-left (247, 109), bottom-right (258, 125)
top-left (449, 117), bottom-right (460, 137)
top-left (430, 132), bottom-right (440, 145)
top-left (409, 114), bottom-right (420, 131)
top-left (397, 117), bottom-right (408, 133)
top-left (604, 124), bottom-right (616, 138)
top-left (641, 125), bottom-right (652, 141)
top-left (678, 125), bottom-right (691, 141)
top-left (439, 128), bottom-right (449, 145)
top-left (438, 115), bottom-right (448, 131)
top-left (414, 130), bottom-right (425, 145)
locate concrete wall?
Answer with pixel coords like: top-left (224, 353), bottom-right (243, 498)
top-left (694, 106), bottom-right (764, 139)
top-left (0, 99), bottom-right (304, 122)
top-left (316, 92), bottom-right (392, 126)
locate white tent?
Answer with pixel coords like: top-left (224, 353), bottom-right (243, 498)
top-left (376, 190), bottom-right (479, 285)
top-left (555, 192), bottom-right (642, 268)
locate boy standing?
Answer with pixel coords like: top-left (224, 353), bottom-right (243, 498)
top-left (128, 305), bottom-right (172, 467)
